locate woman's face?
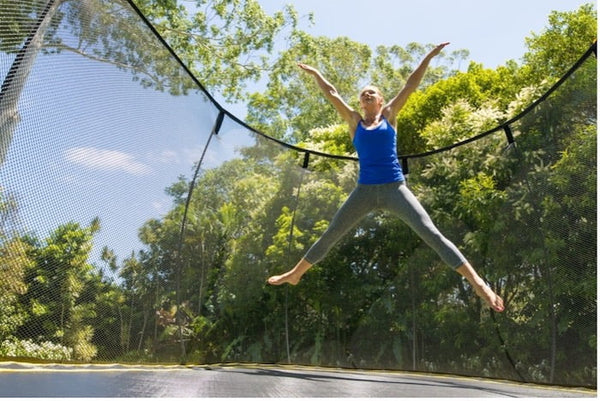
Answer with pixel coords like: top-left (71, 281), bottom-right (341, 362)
top-left (359, 86), bottom-right (384, 110)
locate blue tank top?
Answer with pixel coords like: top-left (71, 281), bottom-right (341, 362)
top-left (352, 117), bottom-right (405, 184)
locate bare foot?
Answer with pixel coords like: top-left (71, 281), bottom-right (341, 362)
top-left (268, 259), bottom-right (313, 286)
top-left (267, 271), bottom-right (301, 285)
top-left (473, 282), bottom-right (505, 312)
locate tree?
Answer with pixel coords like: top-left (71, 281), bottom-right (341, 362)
top-left (523, 4), bottom-right (597, 80)
top-left (19, 219), bottom-right (100, 361)
top-left (246, 35), bottom-right (465, 144)
top-left (0, 187), bottom-right (32, 340)
top-left (0, 0), bottom-right (594, 386)
top-left (132, 0), bottom-right (302, 101)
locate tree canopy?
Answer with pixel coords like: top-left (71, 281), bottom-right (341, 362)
top-left (0, 0), bottom-right (596, 387)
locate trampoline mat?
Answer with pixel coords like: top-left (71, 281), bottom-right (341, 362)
top-left (0, 363), bottom-right (595, 397)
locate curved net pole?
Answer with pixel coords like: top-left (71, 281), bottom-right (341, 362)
top-left (0, 0), bottom-right (62, 166)
top-left (174, 110), bottom-right (225, 362)
top-left (400, 40), bottom-right (598, 162)
top-left (283, 152), bottom-right (311, 363)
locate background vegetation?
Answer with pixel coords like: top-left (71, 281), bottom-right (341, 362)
top-left (0, 0), bottom-right (596, 387)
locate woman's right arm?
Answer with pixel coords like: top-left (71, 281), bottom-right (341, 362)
top-left (298, 63), bottom-right (360, 129)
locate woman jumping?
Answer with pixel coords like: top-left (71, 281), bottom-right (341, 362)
top-left (267, 42), bottom-right (504, 313)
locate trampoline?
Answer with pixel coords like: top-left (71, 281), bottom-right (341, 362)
top-left (0, 0), bottom-right (596, 395)
top-left (0, 363), bottom-right (595, 398)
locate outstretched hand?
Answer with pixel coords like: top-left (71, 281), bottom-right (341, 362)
top-left (430, 42), bottom-right (450, 57)
top-left (298, 62), bottom-right (319, 75)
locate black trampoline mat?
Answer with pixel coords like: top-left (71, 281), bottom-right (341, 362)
top-left (0, 362), bottom-right (595, 397)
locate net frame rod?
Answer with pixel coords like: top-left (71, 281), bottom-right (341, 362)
top-left (174, 110), bottom-right (226, 362)
top-left (123, 2), bottom-right (598, 165)
top-left (0, 0), bottom-right (63, 165)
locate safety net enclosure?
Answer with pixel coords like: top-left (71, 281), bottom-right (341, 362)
top-left (0, 0), bottom-right (596, 389)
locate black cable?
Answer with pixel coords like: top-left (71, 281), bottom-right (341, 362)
top-left (402, 40), bottom-right (597, 161)
top-left (281, 152), bottom-right (310, 364)
top-left (125, 0), bottom-right (596, 377)
top-left (125, 1), bottom-right (596, 165)
top-left (490, 310), bottom-right (526, 382)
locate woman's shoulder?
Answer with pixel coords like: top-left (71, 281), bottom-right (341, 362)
top-left (381, 108), bottom-right (397, 130)
top-left (346, 111), bottom-right (362, 129)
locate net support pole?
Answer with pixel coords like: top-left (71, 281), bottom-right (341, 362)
top-left (401, 158), bottom-right (409, 178)
top-left (0, 0), bottom-right (63, 166)
top-left (503, 125), bottom-right (515, 145)
top-left (283, 151), bottom-right (310, 364)
top-left (175, 109), bottom-right (225, 363)
top-left (503, 124), bottom-right (517, 151)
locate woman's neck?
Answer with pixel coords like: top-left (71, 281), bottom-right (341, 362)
top-left (362, 112), bottom-right (381, 126)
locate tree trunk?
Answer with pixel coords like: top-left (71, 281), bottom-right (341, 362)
top-left (0, 0), bottom-right (63, 165)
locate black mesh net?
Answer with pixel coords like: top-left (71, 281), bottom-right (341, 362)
top-left (0, 0), bottom-right (596, 388)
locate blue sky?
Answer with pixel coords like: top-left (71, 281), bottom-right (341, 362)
top-left (0, 49), bottom-right (220, 265)
top-left (215, 0), bottom-right (592, 117)
top-left (259, 0), bottom-right (591, 69)
top-left (0, 0), bottom-right (592, 267)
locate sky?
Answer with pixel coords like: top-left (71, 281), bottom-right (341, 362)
top-left (0, 0), bottom-right (593, 268)
top-left (258, 0), bottom-right (591, 69)
top-left (212, 0), bottom-right (593, 117)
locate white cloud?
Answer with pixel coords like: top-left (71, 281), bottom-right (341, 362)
top-left (151, 199), bottom-right (171, 215)
top-left (157, 150), bottom-right (179, 164)
top-left (144, 149), bottom-right (180, 165)
top-left (65, 147), bottom-right (152, 176)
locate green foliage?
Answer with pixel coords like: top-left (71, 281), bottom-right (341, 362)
top-left (246, 34), bottom-right (372, 142)
top-left (133, 0), bottom-right (301, 100)
top-left (1, 0), bottom-right (300, 98)
top-left (14, 220), bottom-right (100, 361)
top-left (0, 238), bottom-right (32, 338)
top-left (298, 124), bottom-right (355, 159)
top-left (0, 0), bottom-right (595, 388)
top-left (246, 36), bottom-right (464, 144)
top-left (523, 4), bottom-right (597, 80)
top-left (397, 62), bottom-right (523, 154)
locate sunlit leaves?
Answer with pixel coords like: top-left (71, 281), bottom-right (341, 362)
top-left (524, 4), bottom-right (597, 80)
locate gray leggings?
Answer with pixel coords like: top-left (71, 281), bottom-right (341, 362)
top-left (304, 181), bottom-right (467, 269)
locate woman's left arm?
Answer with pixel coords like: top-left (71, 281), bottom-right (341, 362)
top-left (383, 42), bottom-right (449, 123)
